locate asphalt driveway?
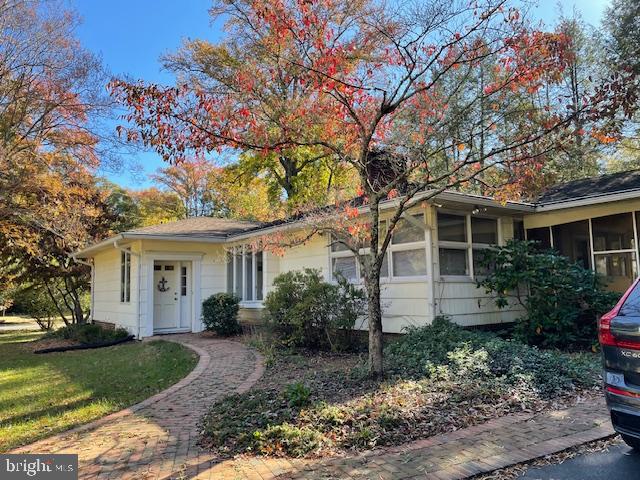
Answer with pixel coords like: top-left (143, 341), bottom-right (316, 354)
top-left (520, 442), bottom-right (640, 479)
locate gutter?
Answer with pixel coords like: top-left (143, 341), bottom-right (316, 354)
top-left (227, 190), bottom-right (535, 242)
top-left (534, 188), bottom-right (640, 212)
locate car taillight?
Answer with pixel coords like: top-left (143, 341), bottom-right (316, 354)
top-left (599, 277), bottom-right (640, 350)
top-left (598, 309), bottom-right (618, 347)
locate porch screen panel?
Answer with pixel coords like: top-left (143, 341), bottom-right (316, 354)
top-left (592, 213), bottom-right (634, 251)
top-left (551, 220), bottom-right (591, 268)
top-left (526, 227), bottom-right (551, 249)
top-left (592, 213), bottom-right (637, 292)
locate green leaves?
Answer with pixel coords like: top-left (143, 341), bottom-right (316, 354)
top-left (476, 240), bottom-right (618, 349)
top-left (202, 293), bottom-right (242, 336)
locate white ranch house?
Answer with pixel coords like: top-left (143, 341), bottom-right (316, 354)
top-left (75, 170), bottom-right (640, 338)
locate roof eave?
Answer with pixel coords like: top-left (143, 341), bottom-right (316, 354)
top-left (73, 232), bottom-right (228, 258)
top-left (535, 188), bottom-right (640, 212)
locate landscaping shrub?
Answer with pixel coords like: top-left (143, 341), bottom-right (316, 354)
top-left (201, 292), bottom-right (241, 336)
top-left (46, 323), bottom-right (130, 344)
top-left (201, 318), bottom-right (600, 458)
top-left (476, 239), bottom-right (618, 349)
top-left (284, 381), bottom-right (311, 407)
top-left (263, 269), bottom-right (366, 350)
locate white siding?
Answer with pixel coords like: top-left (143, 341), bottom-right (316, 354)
top-left (432, 215), bottom-right (525, 326)
top-left (92, 242), bottom-right (140, 335)
top-left (89, 207), bottom-right (526, 337)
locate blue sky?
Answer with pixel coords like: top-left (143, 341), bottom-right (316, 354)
top-left (71, 0), bottom-right (612, 189)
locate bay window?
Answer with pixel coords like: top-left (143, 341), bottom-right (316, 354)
top-left (227, 245), bottom-right (265, 303)
top-left (437, 212), bottom-right (499, 278)
top-left (330, 213), bottom-right (427, 281)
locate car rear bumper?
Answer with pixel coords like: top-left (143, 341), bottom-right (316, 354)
top-left (606, 387), bottom-right (640, 439)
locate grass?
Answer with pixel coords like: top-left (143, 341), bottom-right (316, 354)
top-left (201, 318), bottom-right (602, 458)
top-left (0, 329), bottom-right (198, 452)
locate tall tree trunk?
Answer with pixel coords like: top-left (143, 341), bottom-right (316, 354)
top-left (366, 271), bottom-right (384, 376)
top-left (365, 194), bottom-right (384, 376)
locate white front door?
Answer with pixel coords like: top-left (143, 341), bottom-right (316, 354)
top-left (153, 261), bottom-right (180, 331)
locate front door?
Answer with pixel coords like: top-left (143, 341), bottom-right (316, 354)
top-left (153, 261), bottom-right (180, 331)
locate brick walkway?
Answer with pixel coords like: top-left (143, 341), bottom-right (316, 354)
top-left (13, 335), bottom-right (615, 480)
top-left (12, 334), bottom-right (265, 480)
top-left (278, 397), bottom-right (615, 480)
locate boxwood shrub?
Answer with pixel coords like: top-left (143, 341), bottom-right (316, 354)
top-left (202, 292), bottom-right (242, 336)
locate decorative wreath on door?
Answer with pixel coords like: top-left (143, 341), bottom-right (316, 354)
top-left (157, 277), bottom-right (170, 292)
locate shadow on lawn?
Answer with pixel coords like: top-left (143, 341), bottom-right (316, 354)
top-left (0, 330), bottom-right (196, 452)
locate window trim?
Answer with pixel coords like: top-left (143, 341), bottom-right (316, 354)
top-left (120, 249), bottom-right (131, 304)
top-left (227, 245), bottom-right (266, 307)
top-left (436, 211), bottom-right (500, 280)
top-left (329, 213), bottom-right (429, 283)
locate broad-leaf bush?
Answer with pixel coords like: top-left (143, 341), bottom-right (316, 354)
top-left (202, 293), bottom-right (242, 336)
top-left (201, 318), bottom-right (599, 457)
top-left (46, 323), bottom-right (130, 344)
top-left (476, 240), bottom-right (618, 349)
top-left (263, 269), bottom-right (366, 350)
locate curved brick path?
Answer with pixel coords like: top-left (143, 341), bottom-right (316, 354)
top-left (12, 334), bottom-right (264, 480)
top-left (12, 336), bottom-right (614, 480)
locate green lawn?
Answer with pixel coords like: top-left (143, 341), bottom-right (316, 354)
top-left (0, 330), bottom-right (198, 452)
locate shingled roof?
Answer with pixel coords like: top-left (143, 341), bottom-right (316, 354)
top-left (126, 217), bottom-right (264, 238)
top-left (537, 170), bottom-right (640, 205)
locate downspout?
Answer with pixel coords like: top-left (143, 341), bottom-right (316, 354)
top-left (113, 240), bottom-right (143, 339)
top-left (70, 254), bottom-right (94, 323)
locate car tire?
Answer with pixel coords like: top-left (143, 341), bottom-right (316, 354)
top-left (621, 434), bottom-right (640, 450)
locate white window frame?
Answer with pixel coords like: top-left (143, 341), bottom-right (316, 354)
top-left (120, 249), bottom-right (131, 303)
top-left (227, 245), bottom-right (266, 307)
top-left (329, 212), bottom-right (428, 283)
top-left (437, 211), bottom-right (500, 280)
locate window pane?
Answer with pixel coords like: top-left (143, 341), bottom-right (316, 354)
top-left (361, 253), bottom-right (389, 279)
top-left (392, 249), bottom-right (427, 276)
top-left (120, 252), bottom-right (126, 302)
top-left (331, 235), bottom-right (350, 252)
top-left (381, 252), bottom-right (389, 277)
top-left (595, 252), bottom-right (637, 293)
top-left (181, 266), bottom-right (187, 296)
top-left (621, 280), bottom-right (640, 315)
top-left (256, 251), bottom-right (263, 300)
top-left (234, 251), bottom-right (243, 300)
top-left (513, 220), bottom-right (525, 241)
top-left (392, 215), bottom-right (424, 244)
top-left (551, 220), bottom-right (591, 268)
top-left (592, 213), bottom-right (634, 251)
top-left (472, 217), bottom-right (497, 244)
top-left (473, 249), bottom-right (492, 276)
top-left (438, 213), bottom-right (466, 242)
top-left (526, 227), bottom-right (551, 249)
top-left (332, 256), bottom-right (357, 280)
top-left (226, 253), bottom-right (233, 294)
top-left (245, 250), bottom-right (253, 301)
top-left (439, 248), bottom-right (468, 276)
top-left (125, 254), bottom-right (131, 302)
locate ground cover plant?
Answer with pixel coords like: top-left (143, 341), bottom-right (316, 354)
top-left (0, 330), bottom-right (198, 451)
top-left (200, 318), bottom-right (601, 458)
